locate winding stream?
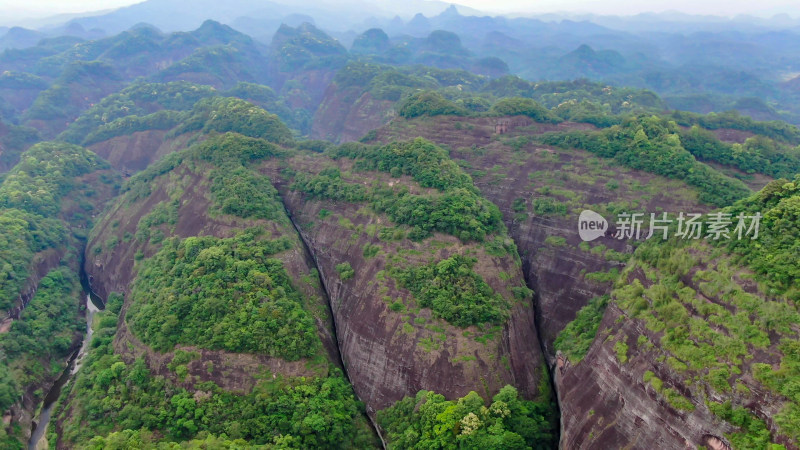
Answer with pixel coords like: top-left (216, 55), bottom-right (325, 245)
top-left (28, 294), bottom-right (102, 450)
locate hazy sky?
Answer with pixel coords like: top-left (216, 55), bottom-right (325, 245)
top-left (1, 0), bottom-right (138, 20)
top-left (0, 0), bottom-right (797, 21)
top-left (456, 0), bottom-right (799, 16)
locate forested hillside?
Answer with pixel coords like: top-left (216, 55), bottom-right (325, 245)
top-left (52, 131), bottom-right (379, 448)
top-left (0, 8), bottom-right (798, 450)
top-left (362, 107), bottom-right (799, 447)
top-left (0, 142), bottom-right (117, 447)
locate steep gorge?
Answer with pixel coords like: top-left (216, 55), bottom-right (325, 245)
top-left (56, 115), bottom-right (556, 445)
top-left (369, 115), bottom-right (713, 357)
top-left (3, 82), bottom-right (795, 448)
top-left (358, 113), bottom-right (796, 448)
top-left (0, 143), bottom-right (119, 447)
top-left (261, 147), bottom-right (550, 414)
top-left (53, 133), bottom-right (380, 448)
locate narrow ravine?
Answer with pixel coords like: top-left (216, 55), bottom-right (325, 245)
top-left (285, 211), bottom-right (387, 450)
top-left (520, 259), bottom-right (564, 446)
top-left (28, 294), bottom-right (102, 450)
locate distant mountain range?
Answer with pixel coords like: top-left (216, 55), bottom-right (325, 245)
top-left (1, 1), bottom-right (799, 124)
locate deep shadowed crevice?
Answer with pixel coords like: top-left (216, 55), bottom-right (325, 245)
top-left (79, 247), bottom-right (106, 310)
top-left (283, 206), bottom-right (387, 449)
top-left (520, 252), bottom-right (563, 448)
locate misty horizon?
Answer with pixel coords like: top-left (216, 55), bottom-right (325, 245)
top-left (1, 0), bottom-right (800, 28)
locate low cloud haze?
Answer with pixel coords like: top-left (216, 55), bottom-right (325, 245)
top-left (457, 0), bottom-right (799, 17)
top-left (1, 0), bottom-right (798, 24)
top-left (0, 0), bottom-right (141, 23)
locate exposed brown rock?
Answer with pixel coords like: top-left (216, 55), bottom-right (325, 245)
top-left (83, 161), bottom-right (343, 392)
top-left (360, 115), bottom-right (785, 449)
top-left (370, 115), bottom-right (709, 358)
top-left (555, 304), bottom-right (735, 449)
top-left (705, 435), bottom-right (732, 450)
top-left (263, 155), bottom-right (548, 417)
top-left (711, 128), bottom-right (755, 144)
top-left (311, 84), bottom-right (395, 143)
top-left (88, 130), bottom-right (198, 174)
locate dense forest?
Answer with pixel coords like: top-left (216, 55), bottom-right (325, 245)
top-left (0, 141), bottom-right (116, 446)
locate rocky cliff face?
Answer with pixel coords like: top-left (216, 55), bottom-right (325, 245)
top-left (262, 151), bottom-right (550, 416)
top-left (371, 115), bottom-right (711, 358)
top-left (87, 130), bottom-right (197, 175)
top-left (555, 304), bottom-right (735, 449)
top-left (365, 115), bottom-right (794, 448)
top-left (311, 83), bottom-right (395, 143)
top-left (266, 23), bottom-right (347, 113)
top-left (84, 157), bottom-right (343, 378)
top-left (74, 122), bottom-right (554, 439)
top-left (28, 102), bottom-right (792, 448)
top-left (556, 237), bottom-right (799, 449)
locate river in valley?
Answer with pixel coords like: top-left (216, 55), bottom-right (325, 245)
top-left (28, 294), bottom-right (102, 450)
